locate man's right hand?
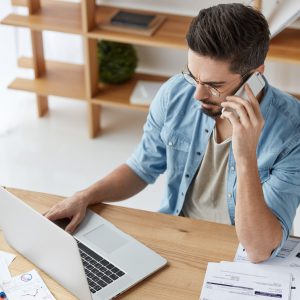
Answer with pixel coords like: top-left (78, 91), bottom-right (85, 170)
top-left (44, 164), bottom-right (147, 233)
top-left (44, 191), bottom-right (89, 233)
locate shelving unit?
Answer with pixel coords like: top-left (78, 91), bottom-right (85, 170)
top-left (2, 0), bottom-right (82, 34)
top-left (1, 0), bottom-right (300, 138)
top-left (88, 5), bottom-right (192, 49)
top-left (268, 28), bottom-right (300, 63)
top-left (92, 73), bottom-right (167, 111)
top-left (11, 58), bottom-right (85, 100)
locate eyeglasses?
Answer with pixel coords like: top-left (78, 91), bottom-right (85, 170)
top-left (182, 66), bottom-right (251, 98)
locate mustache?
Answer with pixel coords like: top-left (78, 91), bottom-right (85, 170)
top-left (199, 98), bottom-right (222, 107)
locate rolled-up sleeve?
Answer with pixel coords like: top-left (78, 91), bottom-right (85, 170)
top-left (263, 135), bottom-right (300, 258)
top-left (126, 80), bottom-right (170, 184)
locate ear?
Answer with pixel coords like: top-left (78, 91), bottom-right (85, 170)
top-left (256, 64), bottom-right (265, 74)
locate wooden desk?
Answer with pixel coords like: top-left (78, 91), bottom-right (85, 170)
top-left (0, 188), bottom-right (239, 299)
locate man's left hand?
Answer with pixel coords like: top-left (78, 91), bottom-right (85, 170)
top-left (220, 84), bottom-right (264, 165)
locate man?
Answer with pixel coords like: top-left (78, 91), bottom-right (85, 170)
top-left (45, 4), bottom-right (300, 263)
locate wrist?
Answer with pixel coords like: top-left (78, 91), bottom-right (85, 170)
top-left (236, 155), bottom-right (258, 174)
top-left (74, 189), bottom-right (94, 207)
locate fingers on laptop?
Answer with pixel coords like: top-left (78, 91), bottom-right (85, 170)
top-left (43, 208), bottom-right (56, 217)
top-left (44, 205), bottom-right (66, 221)
top-left (65, 213), bottom-right (84, 233)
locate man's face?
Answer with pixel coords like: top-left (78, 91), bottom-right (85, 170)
top-left (187, 49), bottom-right (244, 118)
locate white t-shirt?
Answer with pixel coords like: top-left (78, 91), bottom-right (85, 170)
top-left (182, 128), bottom-right (231, 225)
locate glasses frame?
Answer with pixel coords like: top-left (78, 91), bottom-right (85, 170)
top-left (182, 66), bottom-right (251, 98)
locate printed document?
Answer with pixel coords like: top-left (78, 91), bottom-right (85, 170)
top-left (0, 258), bottom-right (11, 284)
top-left (0, 251), bottom-right (16, 266)
top-left (199, 262), bottom-right (291, 300)
top-left (235, 237), bottom-right (300, 267)
top-left (221, 261), bottom-right (300, 300)
top-left (2, 269), bottom-right (56, 300)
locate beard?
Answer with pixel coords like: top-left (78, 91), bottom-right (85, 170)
top-left (199, 98), bottom-right (223, 118)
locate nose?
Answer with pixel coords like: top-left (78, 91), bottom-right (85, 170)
top-left (194, 84), bottom-right (209, 101)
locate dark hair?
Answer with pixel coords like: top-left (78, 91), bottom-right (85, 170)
top-left (186, 3), bottom-right (270, 75)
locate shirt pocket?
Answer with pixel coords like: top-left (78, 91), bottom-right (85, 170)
top-left (161, 126), bottom-right (190, 170)
top-left (258, 168), bottom-right (270, 183)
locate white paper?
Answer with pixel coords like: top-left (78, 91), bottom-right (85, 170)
top-left (2, 269), bottom-right (56, 300)
top-left (221, 261), bottom-right (300, 300)
top-left (266, 0), bottom-right (300, 37)
top-left (199, 262), bottom-right (291, 300)
top-left (0, 257), bottom-right (11, 284)
top-left (0, 251), bottom-right (16, 266)
top-left (235, 237), bottom-right (300, 267)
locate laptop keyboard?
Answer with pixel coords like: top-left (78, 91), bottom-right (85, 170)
top-left (76, 240), bottom-right (125, 294)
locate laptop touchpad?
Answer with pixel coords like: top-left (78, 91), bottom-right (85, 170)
top-left (83, 224), bottom-right (128, 254)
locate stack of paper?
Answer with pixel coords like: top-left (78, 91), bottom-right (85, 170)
top-left (200, 262), bottom-right (293, 300)
top-left (0, 251), bottom-right (15, 284)
top-left (0, 251), bottom-right (16, 266)
top-left (200, 236), bottom-right (300, 300)
top-left (0, 258), bottom-right (10, 286)
top-left (0, 250), bottom-right (55, 300)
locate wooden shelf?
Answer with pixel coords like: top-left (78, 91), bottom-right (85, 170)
top-left (268, 29), bottom-right (300, 64)
top-left (2, 0), bottom-right (300, 137)
top-left (88, 5), bottom-right (191, 49)
top-left (92, 73), bottom-right (168, 111)
top-left (1, 0), bottom-right (82, 34)
top-left (9, 58), bottom-right (85, 100)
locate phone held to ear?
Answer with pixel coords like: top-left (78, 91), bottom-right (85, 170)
top-left (222, 71), bottom-right (265, 115)
top-left (234, 71), bottom-right (265, 100)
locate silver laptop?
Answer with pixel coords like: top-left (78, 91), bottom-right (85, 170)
top-left (0, 187), bottom-right (167, 299)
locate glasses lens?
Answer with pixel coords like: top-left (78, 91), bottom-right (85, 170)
top-left (182, 72), bottom-right (222, 98)
top-left (209, 87), bottom-right (220, 97)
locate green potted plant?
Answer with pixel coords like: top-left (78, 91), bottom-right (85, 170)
top-left (97, 40), bottom-right (138, 84)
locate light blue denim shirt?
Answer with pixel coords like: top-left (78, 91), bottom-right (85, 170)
top-left (127, 74), bottom-right (300, 255)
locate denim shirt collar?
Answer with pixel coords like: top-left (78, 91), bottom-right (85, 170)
top-left (259, 76), bottom-right (273, 124)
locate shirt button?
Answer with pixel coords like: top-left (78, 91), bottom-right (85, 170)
top-left (230, 166), bottom-right (235, 172)
top-left (227, 192), bottom-right (232, 198)
top-left (176, 209), bottom-right (179, 214)
top-left (185, 174), bottom-right (190, 178)
top-left (181, 192), bottom-right (184, 196)
top-left (168, 142), bottom-right (173, 146)
top-left (205, 129), bottom-right (209, 133)
top-left (196, 152), bottom-right (201, 156)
